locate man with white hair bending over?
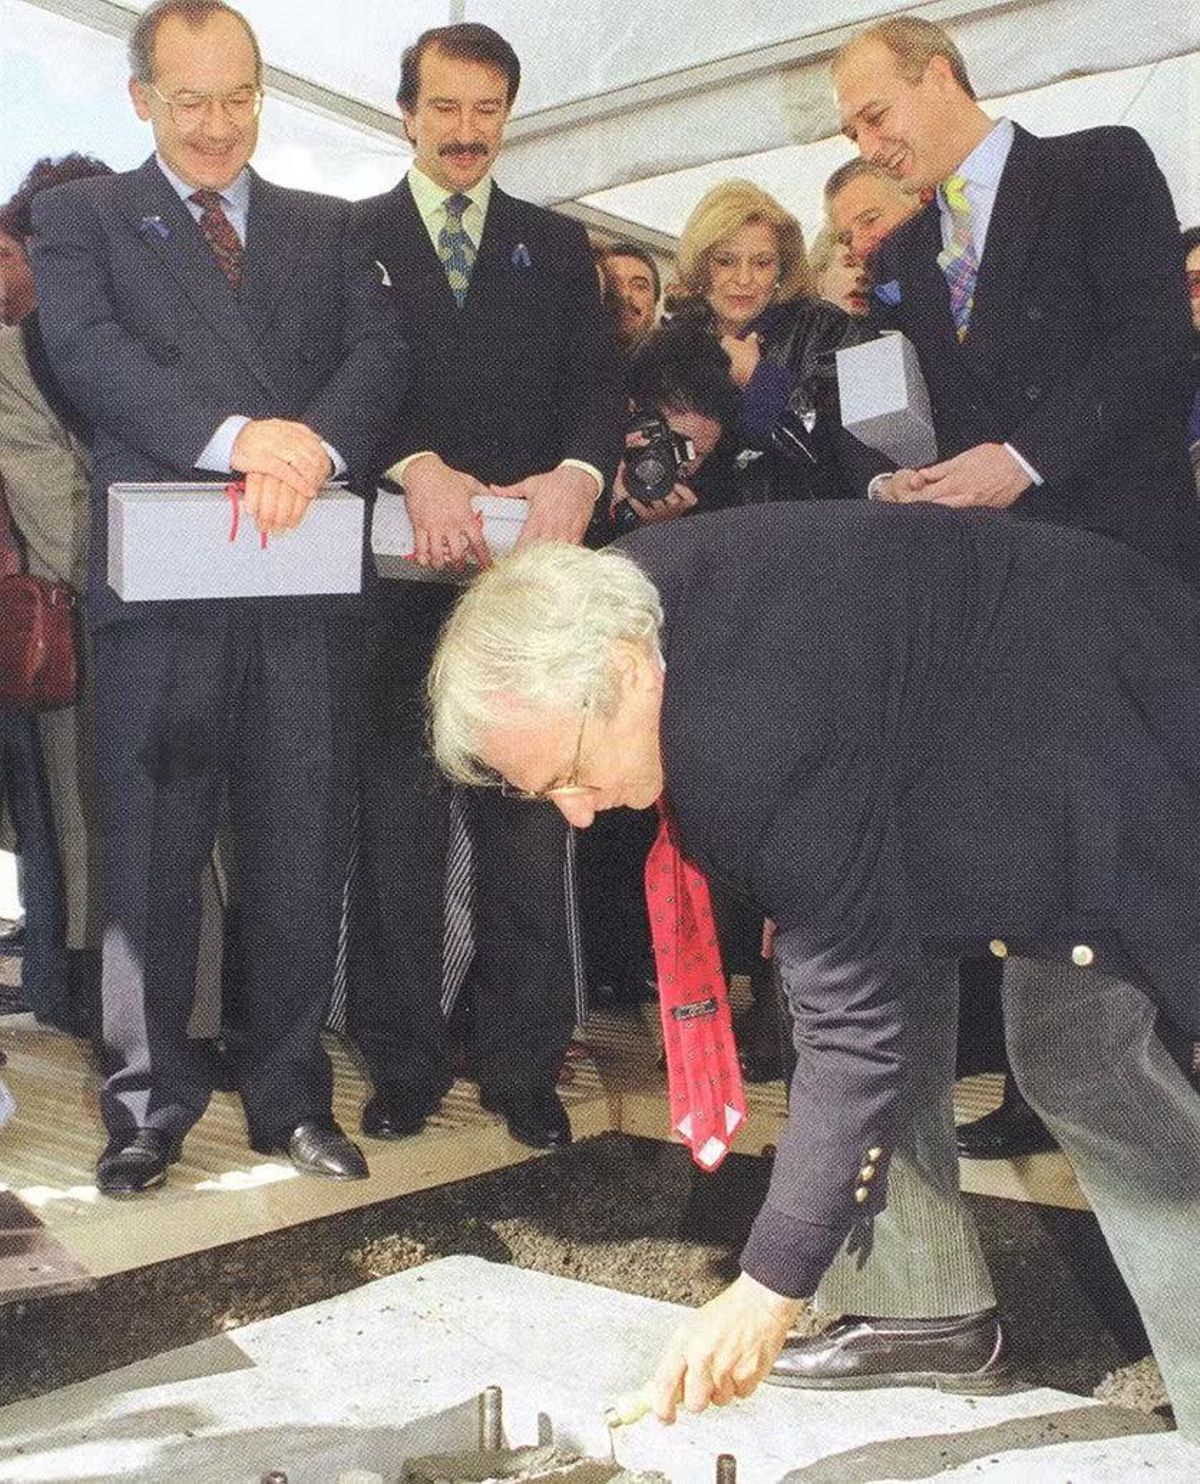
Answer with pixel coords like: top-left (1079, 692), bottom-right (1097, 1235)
top-left (427, 502), bottom-right (1200, 1438)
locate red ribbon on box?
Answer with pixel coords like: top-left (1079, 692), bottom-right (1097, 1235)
top-left (226, 481), bottom-right (268, 550)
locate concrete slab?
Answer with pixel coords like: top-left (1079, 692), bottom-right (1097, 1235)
top-left (0, 1258), bottom-right (1192, 1483)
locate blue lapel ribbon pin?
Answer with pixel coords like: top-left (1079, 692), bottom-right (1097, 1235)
top-left (873, 279), bottom-right (901, 307)
top-left (511, 242), bottom-right (532, 269)
top-left (138, 214), bottom-right (171, 241)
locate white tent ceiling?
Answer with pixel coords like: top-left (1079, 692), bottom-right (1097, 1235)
top-left (4, 0), bottom-right (1199, 252)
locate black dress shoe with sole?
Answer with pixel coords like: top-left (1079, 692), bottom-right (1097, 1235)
top-left (255, 1121), bottom-right (369, 1180)
top-left (767, 1310), bottom-right (1007, 1393)
top-left (956, 1093), bottom-right (1058, 1159)
top-left (96, 1128), bottom-right (181, 1197)
top-left (480, 1090), bottom-right (572, 1150)
top-left (361, 1091), bottom-right (435, 1141)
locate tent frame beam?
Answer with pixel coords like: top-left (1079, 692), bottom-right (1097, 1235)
top-left (21, 0), bottom-right (1020, 148)
top-left (17, 0), bottom-right (407, 138)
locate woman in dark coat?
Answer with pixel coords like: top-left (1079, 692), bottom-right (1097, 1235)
top-left (671, 178), bottom-right (878, 506)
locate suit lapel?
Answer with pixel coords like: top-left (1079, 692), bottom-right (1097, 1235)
top-left (898, 205), bottom-right (963, 360)
top-left (121, 158), bottom-right (278, 397)
top-left (969, 126), bottom-right (1048, 333)
top-left (241, 171), bottom-right (303, 328)
top-left (467, 186), bottom-right (525, 316)
top-left (376, 177), bottom-right (459, 317)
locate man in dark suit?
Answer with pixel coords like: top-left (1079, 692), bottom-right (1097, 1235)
top-left (31, 0), bottom-right (407, 1194)
top-left (426, 503), bottom-right (1200, 1439)
top-left (348, 24), bottom-right (625, 1151)
top-left (836, 17), bottom-right (1197, 565)
top-left (776, 12), bottom-right (1200, 1383)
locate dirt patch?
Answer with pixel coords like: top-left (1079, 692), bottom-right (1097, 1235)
top-left (0, 1131), bottom-right (1172, 1434)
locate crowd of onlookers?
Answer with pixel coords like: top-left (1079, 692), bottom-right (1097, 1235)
top-left (1, 1), bottom-right (1199, 1195)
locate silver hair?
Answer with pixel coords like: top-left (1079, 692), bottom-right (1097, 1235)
top-left (428, 542), bottom-right (664, 786)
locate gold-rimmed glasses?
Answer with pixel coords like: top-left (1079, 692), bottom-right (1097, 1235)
top-left (148, 83), bottom-right (263, 127)
top-left (499, 699), bottom-right (595, 802)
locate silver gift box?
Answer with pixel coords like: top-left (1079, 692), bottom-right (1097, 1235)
top-left (107, 482), bottom-right (364, 601)
top-left (836, 332), bottom-right (938, 470)
top-left (371, 488), bottom-right (528, 583)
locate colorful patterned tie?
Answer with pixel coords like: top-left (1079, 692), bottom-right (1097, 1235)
top-left (644, 798), bottom-right (746, 1170)
top-left (188, 190), bottom-right (244, 291)
top-left (437, 192), bottom-right (476, 308)
top-left (936, 173), bottom-right (977, 341)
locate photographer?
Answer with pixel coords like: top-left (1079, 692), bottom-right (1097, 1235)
top-left (602, 321), bottom-right (742, 537)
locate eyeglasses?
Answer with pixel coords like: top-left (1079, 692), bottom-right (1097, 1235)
top-left (499, 700), bottom-right (595, 802)
top-left (148, 84), bottom-right (263, 126)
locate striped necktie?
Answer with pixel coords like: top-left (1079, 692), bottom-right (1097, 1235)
top-left (437, 192), bottom-right (476, 308)
top-left (936, 173), bottom-right (977, 341)
top-left (188, 190), bottom-right (244, 291)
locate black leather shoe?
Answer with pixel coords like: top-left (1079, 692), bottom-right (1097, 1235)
top-left (767, 1310), bottom-right (1006, 1393)
top-left (263, 1121), bottom-right (369, 1180)
top-left (361, 1091), bottom-right (434, 1141)
top-left (97, 1128), bottom-right (181, 1196)
top-left (480, 1089), bottom-right (572, 1150)
top-left (956, 1091), bottom-right (1058, 1159)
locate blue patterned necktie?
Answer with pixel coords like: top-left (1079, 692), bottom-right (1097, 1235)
top-left (437, 192), bottom-right (476, 308)
top-left (936, 173), bottom-right (978, 341)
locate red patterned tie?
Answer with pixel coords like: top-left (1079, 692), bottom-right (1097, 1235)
top-left (645, 797), bottom-right (746, 1170)
top-left (188, 189), bottom-right (244, 290)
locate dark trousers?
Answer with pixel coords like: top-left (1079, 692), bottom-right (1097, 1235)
top-left (349, 585), bottom-right (576, 1102)
top-left (0, 702), bottom-right (69, 1022)
top-left (93, 614), bottom-right (356, 1145)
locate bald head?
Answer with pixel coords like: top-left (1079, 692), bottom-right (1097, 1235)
top-left (832, 21), bottom-right (992, 192)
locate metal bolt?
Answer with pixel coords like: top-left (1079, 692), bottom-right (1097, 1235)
top-left (480, 1384), bottom-right (503, 1451)
top-left (715, 1454), bottom-right (737, 1484)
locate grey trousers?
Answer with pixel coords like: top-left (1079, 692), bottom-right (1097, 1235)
top-left (811, 951), bottom-right (1200, 1441)
top-left (1003, 957), bottom-right (1200, 1440)
top-left (814, 957), bottom-right (995, 1318)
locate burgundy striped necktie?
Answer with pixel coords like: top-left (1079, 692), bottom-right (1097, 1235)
top-left (188, 189), bottom-right (244, 291)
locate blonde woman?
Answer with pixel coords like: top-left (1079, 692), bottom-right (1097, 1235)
top-left (673, 179), bottom-right (878, 504)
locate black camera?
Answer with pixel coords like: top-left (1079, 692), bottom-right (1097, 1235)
top-left (623, 412), bottom-right (695, 504)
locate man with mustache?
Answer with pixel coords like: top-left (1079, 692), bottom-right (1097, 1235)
top-left (600, 243), bottom-right (662, 353)
top-left (348, 24), bottom-right (624, 1152)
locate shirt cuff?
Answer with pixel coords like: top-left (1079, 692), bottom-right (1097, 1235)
top-left (195, 415), bottom-right (248, 473)
top-left (867, 472), bottom-right (892, 502)
top-left (1004, 442), bottom-right (1043, 486)
top-left (322, 441), bottom-right (346, 480)
top-left (385, 450), bottom-right (437, 487)
top-left (559, 459), bottom-right (604, 501)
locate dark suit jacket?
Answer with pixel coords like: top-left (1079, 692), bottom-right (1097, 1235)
top-left (621, 501), bottom-right (1200, 1295)
top-left (354, 176), bottom-right (625, 488)
top-left (30, 157), bottom-right (408, 630)
top-left (870, 125), bottom-right (1199, 576)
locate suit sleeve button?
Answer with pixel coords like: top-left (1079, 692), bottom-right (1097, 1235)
top-left (859, 1165), bottom-right (876, 1182)
top-left (989, 938), bottom-right (1008, 958)
top-left (867, 1147), bottom-right (883, 1162)
top-left (854, 1186), bottom-right (870, 1204)
top-left (1071, 944), bottom-right (1095, 967)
